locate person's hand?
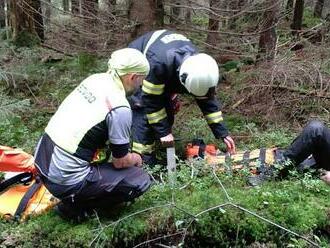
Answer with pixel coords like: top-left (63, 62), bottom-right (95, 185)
top-left (113, 152), bottom-right (142, 169)
top-left (131, 152), bottom-right (143, 167)
top-left (320, 171), bottom-right (330, 185)
top-left (160, 133), bottom-right (174, 148)
top-left (223, 136), bottom-right (236, 155)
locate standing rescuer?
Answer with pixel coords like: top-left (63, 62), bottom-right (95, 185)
top-left (128, 29), bottom-right (236, 165)
top-left (34, 48), bottom-right (151, 221)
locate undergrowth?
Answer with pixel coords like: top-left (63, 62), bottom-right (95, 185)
top-left (1, 164), bottom-right (329, 247)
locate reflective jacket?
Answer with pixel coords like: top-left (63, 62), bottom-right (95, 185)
top-left (128, 30), bottom-right (229, 139)
top-left (45, 73), bottom-right (130, 161)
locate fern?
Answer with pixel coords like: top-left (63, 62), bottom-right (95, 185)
top-left (0, 92), bottom-right (30, 121)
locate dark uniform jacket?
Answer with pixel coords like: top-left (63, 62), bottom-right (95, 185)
top-left (128, 30), bottom-right (229, 139)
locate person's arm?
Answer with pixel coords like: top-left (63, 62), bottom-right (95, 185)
top-left (142, 58), bottom-right (172, 141)
top-left (107, 107), bottom-right (142, 169)
top-left (195, 95), bottom-right (236, 154)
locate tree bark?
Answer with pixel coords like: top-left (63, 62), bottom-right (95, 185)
top-left (43, 0), bottom-right (51, 27)
top-left (291, 0), bottom-right (304, 36)
top-left (156, 0), bottom-right (164, 27)
top-left (170, 0), bottom-right (181, 24)
top-left (31, 0), bottom-right (45, 42)
top-left (8, 0), bottom-right (44, 42)
top-left (314, 0), bottom-right (324, 18)
top-left (4, 0), bottom-right (9, 39)
top-left (184, 0), bottom-right (191, 24)
top-left (0, 0), bottom-right (5, 27)
top-left (206, 0), bottom-right (220, 48)
top-left (128, 0), bottom-right (163, 40)
top-left (257, 0), bottom-right (280, 63)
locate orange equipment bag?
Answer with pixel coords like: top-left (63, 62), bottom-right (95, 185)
top-left (0, 146), bottom-right (58, 221)
top-left (185, 139), bottom-right (218, 159)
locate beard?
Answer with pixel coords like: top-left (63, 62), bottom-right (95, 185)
top-left (125, 86), bottom-right (139, 97)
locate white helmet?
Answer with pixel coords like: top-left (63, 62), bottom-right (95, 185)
top-left (179, 53), bottom-right (219, 96)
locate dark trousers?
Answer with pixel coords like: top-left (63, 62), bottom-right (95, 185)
top-left (283, 120), bottom-right (330, 171)
top-left (43, 164), bottom-right (151, 211)
top-left (129, 88), bottom-right (177, 165)
top-left (131, 106), bottom-right (175, 165)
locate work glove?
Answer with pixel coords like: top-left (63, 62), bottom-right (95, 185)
top-left (223, 136), bottom-right (236, 155)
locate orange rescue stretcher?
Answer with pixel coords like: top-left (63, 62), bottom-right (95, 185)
top-left (185, 139), bottom-right (277, 175)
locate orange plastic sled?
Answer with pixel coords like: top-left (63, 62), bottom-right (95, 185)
top-left (0, 181), bottom-right (58, 221)
top-left (0, 145), bottom-right (58, 221)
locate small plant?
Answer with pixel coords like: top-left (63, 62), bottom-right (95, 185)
top-left (0, 28), bottom-right (11, 40)
top-left (303, 7), bottom-right (323, 28)
top-left (0, 92), bottom-right (30, 122)
top-left (12, 31), bottom-right (40, 47)
top-left (76, 52), bottom-right (99, 74)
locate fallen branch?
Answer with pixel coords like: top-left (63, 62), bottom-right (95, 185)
top-left (240, 84), bottom-right (330, 100)
top-left (41, 44), bottom-right (74, 57)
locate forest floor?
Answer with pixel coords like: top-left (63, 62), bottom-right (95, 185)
top-left (0, 36), bottom-right (329, 247)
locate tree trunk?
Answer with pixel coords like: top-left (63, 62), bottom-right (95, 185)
top-left (156, 0), bottom-right (164, 27)
top-left (170, 0), bottom-right (181, 24)
top-left (31, 0), bottom-right (45, 42)
top-left (43, 0), bottom-right (51, 27)
top-left (8, 0), bottom-right (23, 40)
top-left (0, 0), bottom-right (5, 27)
top-left (184, 0), bottom-right (191, 24)
top-left (257, 0), bottom-right (280, 63)
top-left (8, 0), bottom-right (44, 42)
top-left (4, 0), bottom-right (9, 39)
top-left (63, 0), bottom-right (70, 11)
top-left (71, 0), bottom-right (80, 14)
top-left (291, 0), bottom-right (304, 36)
top-left (128, 0), bottom-right (163, 40)
top-left (206, 0), bottom-right (220, 48)
top-left (314, 0), bottom-right (324, 18)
